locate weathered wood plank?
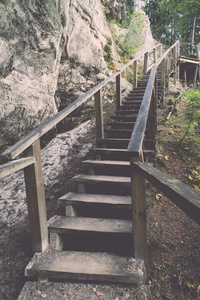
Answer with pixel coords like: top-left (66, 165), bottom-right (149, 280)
top-left (116, 74), bottom-right (122, 111)
top-left (48, 215), bottom-right (132, 234)
top-left (0, 157), bottom-right (35, 178)
top-left (131, 160), bottom-right (148, 262)
top-left (58, 193), bottom-right (131, 209)
top-left (24, 140), bottom-right (48, 252)
top-left (133, 162), bottom-right (200, 225)
top-left (127, 41), bottom-right (179, 155)
top-left (95, 88), bottom-right (104, 139)
top-left (25, 250), bottom-right (147, 284)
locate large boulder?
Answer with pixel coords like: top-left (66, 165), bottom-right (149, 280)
top-left (0, 0), bottom-right (70, 153)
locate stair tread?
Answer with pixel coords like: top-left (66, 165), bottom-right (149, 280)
top-left (72, 174), bottom-right (131, 184)
top-left (48, 215), bottom-right (132, 234)
top-left (93, 148), bottom-right (154, 154)
top-left (83, 159), bottom-right (130, 166)
top-left (25, 250), bottom-right (147, 284)
top-left (58, 193), bottom-right (131, 207)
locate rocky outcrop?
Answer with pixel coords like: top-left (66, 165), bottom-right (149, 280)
top-left (0, 0), bottom-right (155, 153)
top-left (0, 0), bottom-right (70, 153)
top-left (102, 0), bottom-right (126, 24)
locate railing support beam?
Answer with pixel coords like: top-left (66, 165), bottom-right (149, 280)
top-left (24, 140), bottom-right (48, 252)
top-left (160, 58), bottom-right (166, 108)
top-left (130, 160), bottom-right (148, 263)
top-left (95, 88), bottom-right (104, 139)
top-left (116, 74), bottom-right (122, 111)
top-left (133, 60), bottom-right (138, 88)
top-left (144, 52), bottom-right (149, 75)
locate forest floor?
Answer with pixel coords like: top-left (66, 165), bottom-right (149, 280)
top-left (0, 81), bottom-right (200, 300)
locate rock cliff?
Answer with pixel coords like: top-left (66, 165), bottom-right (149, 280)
top-left (0, 0), bottom-right (155, 153)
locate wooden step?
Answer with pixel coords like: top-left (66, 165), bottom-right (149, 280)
top-left (93, 148), bottom-right (154, 160)
top-left (115, 110), bottom-right (137, 115)
top-left (120, 105), bottom-right (140, 110)
top-left (83, 159), bottom-right (130, 167)
top-left (97, 137), bottom-right (130, 148)
top-left (105, 128), bottom-right (133, 138)
top-left (111, 116), bottom-right (137, 122)
top-left (25, 250), bottom-right (147, 284)
top-left (83, 159), bottom-right (131, 176)
top-left (107, 122), bottom-right (135, 129)
top-left (72, 174), bottom-right (131, 185)
top-left (97, 138), bottom-right (154, 149)
top-left (48, 215), bottom-right (132, 235)
top-left (122, 101), bottom-right (142, 106)
top-left (58, 193), bottom-right (132, 209)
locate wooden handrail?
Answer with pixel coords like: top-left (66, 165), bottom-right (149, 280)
top-left (0, 43), bottom-right (162, 253)
top-left (1, 44), bottom-right (162, 162)
top-left (127, 41), bottom-right (179, 157)
top-left (133, 162), bottom-right (200, 225)
top-left (0, 157), bottom-right (35, 178)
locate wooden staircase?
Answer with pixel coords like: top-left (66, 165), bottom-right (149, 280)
top-left (24, 74), bottom-right (162, 286)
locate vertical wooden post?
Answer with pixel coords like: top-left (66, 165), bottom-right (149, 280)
top-left (177, 42), bottom-right (180, 82)
top-left (130, 160), bottom-right (148, 263)
top-left (153, 48), bottom-right (157, 63)
top-left (174, 46), bottom-right (177, 85)
top-left (116, 73), bottom-right (122, 111)
top-left (193, 66), bottom-right (198, 87)
top-left (147, 83), bottom-right (156, 155)
top-left (160, 58), bottom-right (166, 108)
top-left (197, 46), bottom-right (200, 81)
top-left (95, 88), bottom-right (104, 139)
top-left (159, 44), bottom-right (162, 58)
top-left (143, 52), bottom-right (149, 75)
top-left (133, 60), bottom-right (138, 88)
top-left (24, 140), bottom-right (48, 252)
top-left (184, 69), bottom-right (187, 88)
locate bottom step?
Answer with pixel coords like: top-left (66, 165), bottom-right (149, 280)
top-left (25, 250), bottom-right (147, 284)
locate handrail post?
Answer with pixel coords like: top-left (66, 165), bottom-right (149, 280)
top-left (95, 88), bottom-right (104, 139)
top-left (133, 60), bottom-right (138, 88)
top-left (153, 48), bottom-right (157, 63)
top-left (147, 79), bottom-right (156, 156)
top-left (24, 139), bottom-right (48, 252)
top-left (160, 58), bottom-right (166, 108)
top-left (143, 52), bottom-right (149, 75)
top-left (130, 159), bottom-right (148, 263)
top-left (173, 45), bottom-right (177, 85)
top-left (159, 44), bottom-right (162, 58)
top-left (116, 73), bottom-right (122, 111)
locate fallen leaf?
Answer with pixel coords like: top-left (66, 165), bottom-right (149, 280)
top-left (92, 288), bottom-right (96, 293)
top-left (96, 291), bottom-right (102, 296)
top-left (197, 285), bottom-right (200, 296)
top-left (114, 298), bottom-right (119, 300)
top-left (193, 185), bottom-right (200, 191)
top-left (41, 294), bottom-right (47, 298)
top-left (192, 170), bottom-right (199, 175)
top-left (165, 155), bottom-right (169, 160)
top-left (189, 175), bottom-right (193, 180)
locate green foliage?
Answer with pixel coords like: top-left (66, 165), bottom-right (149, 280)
top-left (179, 89), bottom-right (200, 144)
top-left (144, 0), bottom-right (200, 51)
top-left (118, 11), bottom-right (145, 59)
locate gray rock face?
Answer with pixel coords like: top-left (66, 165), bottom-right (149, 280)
top-left (0, 0), bottom-right (155, 154)
top-left (103, 0), bottom-right (126, 24)
top-left (0, 0), bottom-right (70, 152)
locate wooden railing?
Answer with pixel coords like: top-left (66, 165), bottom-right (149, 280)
top-left (127, 41), bottom-right (180, 161)
top-left (131, 162), bottom-right (200, 262)
top-left (0, 43), bottom-right (162, 252)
